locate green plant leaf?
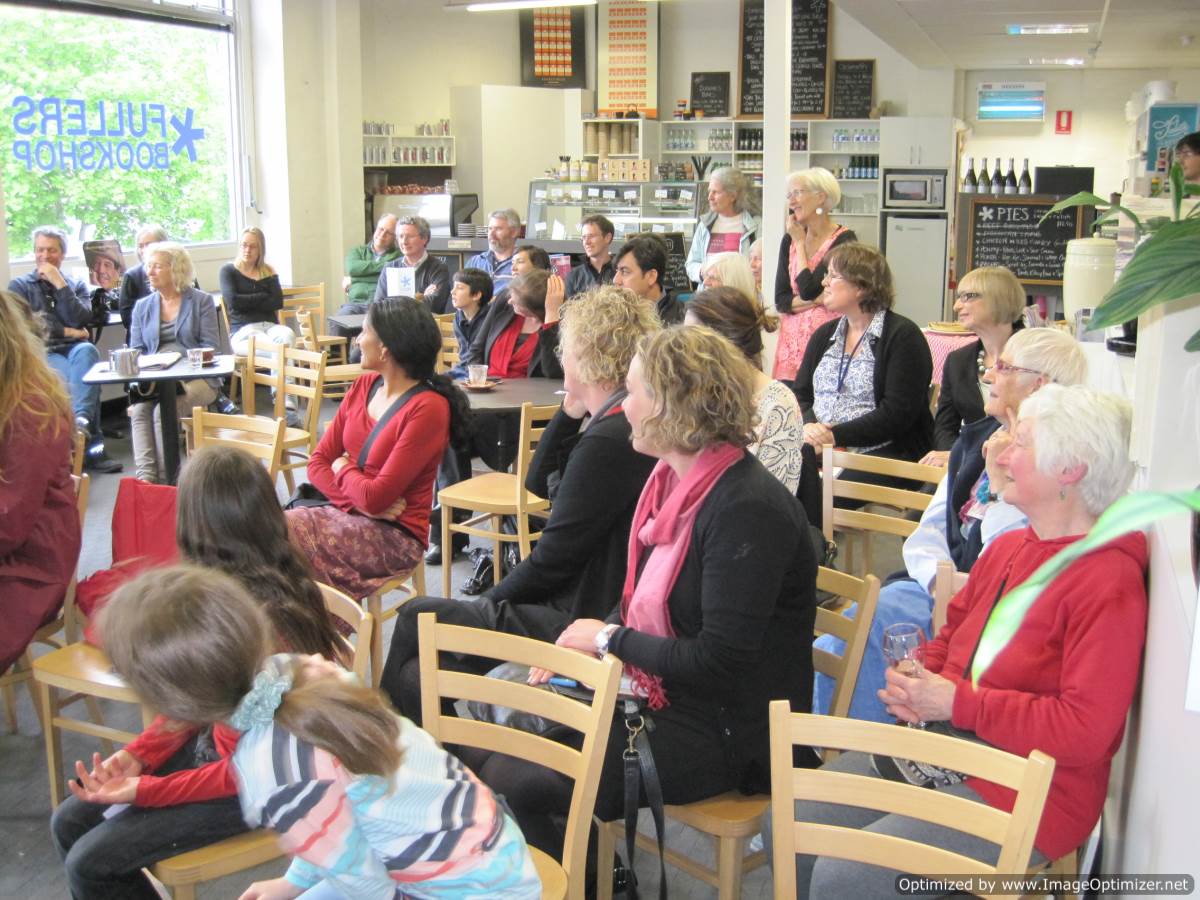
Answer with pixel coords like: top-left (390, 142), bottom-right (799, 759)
top-left (1037, 191), bottom-right (1143, 230)
top-left (1187, 328), bottom-right (1200, 351)
top-left (1170, 161), bottom-right (1185, 221)
top-left (972, 491), bottom-right (1200, 683)
top-left (1089, 217), bottom-right (1200, 330)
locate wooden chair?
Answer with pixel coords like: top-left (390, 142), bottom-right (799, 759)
top-left (417, 612), bottom-right (623, 900)
top-left (70, 427), bottom-right (86, 478)
top-left (191, 407), bottom-right (287, 482)
top-left (933, 559), bottom-right (970, 635)
top-left (297, 309), bottom-right (361, 400)
top-left (821, 444), bottom-right (944, 577)
top-left (437, 402), bottom-right (557, 598)
top-left (149, 583), bottom-right (377, 899)
top-left (33, 642), bottom-right (155, 807)
top-left (280, 283), bottom-right (347, 364)
top-left (212, 295), bottom-right (249, 405)
top-left (363, 565), bottom-right (425, 688)
top-left (594, 566), bottom-right (881, 900)
top-left (768, 705), bottom-right (1055, 899)
top-left (2, 474), bottom-right (90, 733)
top-left (435, 313), bottom-right (459, 374)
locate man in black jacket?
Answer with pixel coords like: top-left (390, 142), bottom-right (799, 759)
top-left (613, 233), bottom-right (684, 325)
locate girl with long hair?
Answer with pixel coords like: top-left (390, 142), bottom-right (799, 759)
top-left (0, 289), bottom-right (80, 672)
top-left (97, 565), bottom-right (539, 899)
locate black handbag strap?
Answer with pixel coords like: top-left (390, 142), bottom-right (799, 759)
top-left (359, 378), bottom-right (430, 468)
top-left (622, 699), bottom-right (667, 900)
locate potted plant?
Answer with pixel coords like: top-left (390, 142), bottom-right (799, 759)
top-left (1040, 161), bottom-right (1200, 349)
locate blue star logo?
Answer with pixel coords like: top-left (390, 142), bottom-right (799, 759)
top-left (170, 108), bottom-right (205, 162)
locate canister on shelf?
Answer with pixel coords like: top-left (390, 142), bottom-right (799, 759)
top-left (585, 122), bottom-right (599, 156)
top-left (1062, 238), bottom-right (1117, 322)
top-left (597, 124), bottom-right (610, 159)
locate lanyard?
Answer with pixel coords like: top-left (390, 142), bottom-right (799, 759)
top-left (836, 328), bottom-right (869, 393)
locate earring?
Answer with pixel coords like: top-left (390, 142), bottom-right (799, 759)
top-left (1059, 486), bottom-right (1067, 500)
top-left (815, 207), bottom-right (824, 215)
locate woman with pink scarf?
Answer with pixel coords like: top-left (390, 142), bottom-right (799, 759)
top-left (772, 167), bottom-right (857, 382)
top-left (467, 326), bottom-right (819, 877)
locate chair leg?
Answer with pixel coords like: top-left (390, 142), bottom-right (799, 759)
top-left (594, 820), bottom-right (617, 900)
top-left (2, 678), bottom-right (17, 732)
top-left (716, 834), bottom-right (746, 900)
top-left (282, 467), bottom-right (296, 495)
top-left (410, 559), bottom-right (426, 595)
top-left (441, 504), bottom-right (453, 600)
top-left (492, 517), bottom-right (503, 587)
top-left (39, 682), bottom-right (64, 808)
top-left (366, 591), bottom-right (384, 688)
top-left (84, 696), bottom-right (115, 758)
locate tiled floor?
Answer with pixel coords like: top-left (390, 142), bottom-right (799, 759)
top-left (2, 396), bottom-right (902, 898)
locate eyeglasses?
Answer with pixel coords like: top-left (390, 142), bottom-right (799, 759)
top-left (989, 359), bottom-right (1045, 377)
top-left (1177, 148), bottom-right (1197, 159)
top-left (823, 272), bottom-right (847, 283)
top-left (957, 291), bottom-right (983, 302)
top-left (787, 188), bottom-right (816, 199)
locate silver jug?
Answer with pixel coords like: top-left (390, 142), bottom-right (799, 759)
top-left (110, 347), bottom-right (141, 377)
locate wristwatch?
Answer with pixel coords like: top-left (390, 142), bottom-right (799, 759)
top-left (594, 623), bottom-right (619, 657)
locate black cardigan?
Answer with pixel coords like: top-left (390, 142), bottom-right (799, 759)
top-left (488, 407), bottom-right (655, 622)
top-left (606, 455), bottom-right (817, 791)
top-left (933, 322), bottom-right (1023, 450)
top-left (793, 309), bottom-right (934, 462)
top-left (218, 264), bottom-right (283, 331)
top-left (773, 228), bottom-right (857, 314)
top-left (459, 292), bottom-right (563, 378)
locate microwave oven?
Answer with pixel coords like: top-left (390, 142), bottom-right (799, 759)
top-left (882, 170), bottom-right (946, 209)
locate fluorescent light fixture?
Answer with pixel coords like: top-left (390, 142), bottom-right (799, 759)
top-left (978, 82), bottom-right (1046, 121)
top-left (1026, 57), bottom-right (1085, 66)
top-left (1007, 23), bottom-right (1090, 35)
top-left (462, 0), bottom-right (595, 10)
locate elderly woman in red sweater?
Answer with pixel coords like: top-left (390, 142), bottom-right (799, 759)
top-left (785, 384), bottom-right (1147, 895)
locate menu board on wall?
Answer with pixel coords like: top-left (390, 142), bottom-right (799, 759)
top-left (965, 198), bottom-right (1085, 285)
top-left (738, 0), bottom-right (830, 118)
top-left (830, 59), bottom-right (874, 119)
top-left (598, 0), bottom-right (659, 118)
top-left (519, 7), bottom-right (587, 89)
top-left (690, 72), bottom-right (730, 119)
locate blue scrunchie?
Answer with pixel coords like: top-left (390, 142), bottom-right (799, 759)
top-left (227, 654), bottom-right (293, 731)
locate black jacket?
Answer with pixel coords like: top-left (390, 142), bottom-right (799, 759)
top-left (945, 415), bottom-right (1003, 572)
top-left (458, 293), bottom-right (563, 378)
top-left (933, 322), bottom-right (1022, 450)
top-left (373, 254), bottom-right (452, 314)
top-left (773, 228), bottom-right (857, 314)
top-left (606, 455), bottom-right (817, 792)
top-left (793, 309), bottom-right (934, 462)
top-left (218, 264), bottom-right (283, 332)
top-left (655, 289), bottom-right (684, 326)
top-left (564, 257), bottom-right (614, 298)
top-left (488, 405), bottom-right (655, 622)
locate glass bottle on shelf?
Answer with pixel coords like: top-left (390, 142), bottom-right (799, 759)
top-left (1003, 158), bottom-right (1017, 195)
top-left (1017, 158), bottom-right (1032, 194)
top-left (990, 160), bottom-right (1004, 195)
top-left (962, 156), bottom-right (977, 193)
top-left (977, 158), bottom-right (990, 193)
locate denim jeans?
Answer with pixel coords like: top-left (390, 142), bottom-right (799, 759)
top-left (50, 736), bottom-right (248, 900)
top-left (46, 341), bottom-right (101, 426)
top-left (813, 577), bottom-right (935, 723)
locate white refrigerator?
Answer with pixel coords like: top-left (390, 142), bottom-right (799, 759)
top-left (881, 212), bottom-right (950, 324)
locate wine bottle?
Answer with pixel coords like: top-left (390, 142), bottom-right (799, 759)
top-left (978, 158), bottom-right (990, 193)
top-left (990, 160), bottom-right (1004, 195)
top-left (963, 156), bottom-right (977, 193)
top-left (1004, 157), bottom-right (1017, 194)
top-left (1018, 158), bottom-right (1032, 194)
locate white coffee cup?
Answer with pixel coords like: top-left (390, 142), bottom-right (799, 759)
top-left (467, 364), bottom-right (488, 386)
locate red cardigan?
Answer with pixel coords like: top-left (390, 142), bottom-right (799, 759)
top-left (307, 373), bottom-right (450, 544)
top-left (127, 717), bottom-right (240, 806)
top-left (926, 528), bottom-right (1148, 860)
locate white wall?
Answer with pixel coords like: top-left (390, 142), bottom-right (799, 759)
top-left (958, 68), bottom-right (1200, 198)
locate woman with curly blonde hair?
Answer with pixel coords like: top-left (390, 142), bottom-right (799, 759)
top-left (0, 289), bottom-right (81, 671)
top-left (466, 325), bottom-right (820, 871)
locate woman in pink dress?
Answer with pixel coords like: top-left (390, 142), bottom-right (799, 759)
top-left (772, 167), bottom-right (857, 382)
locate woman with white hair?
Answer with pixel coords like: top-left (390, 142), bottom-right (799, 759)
top-left (813, 327), bottom-right (1088, 723)
top-left (784, 383), bottom-right (1148, 896)
top-left (772, 167), bottom-right (856, 381)
top-left (118, 223), bottom-right (169, 331)
top-left (685, 167), bottom-right (760, 283)
top-left (128, 242), bottom-right (221, 483)
top-left (700, 250), bottom-right (758, 300)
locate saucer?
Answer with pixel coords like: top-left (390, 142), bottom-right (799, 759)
top-left (463, 381), bottom-right (500, 392)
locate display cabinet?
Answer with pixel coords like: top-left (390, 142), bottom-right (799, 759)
top-left (525, 179), bottom-right (705, 242)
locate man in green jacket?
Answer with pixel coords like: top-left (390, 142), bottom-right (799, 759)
top-left (331, 213), bottom-right (399, 339)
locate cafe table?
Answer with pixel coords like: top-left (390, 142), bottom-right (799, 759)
top-left (83, 353), bottom-right (236, 485)
top-left (327, 312), bottom-right (366, 332)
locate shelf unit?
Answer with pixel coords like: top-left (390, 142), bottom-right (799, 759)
top-left (580, 118), bottom-right (661, 162)
top-left (363, 133), bottom-right (455, 167)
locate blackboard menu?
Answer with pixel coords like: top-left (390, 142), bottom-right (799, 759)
top-left (738, 0), bottom-right (765, 116)
top-left (739, 0), bottom-right (830, 118)
top-left (690, 72), bottom-right (730, 118)
top-left (661, 232), bottom-right (693, 293)
top-left (830, 59), bottom-right (874, 119)
top-left (965, 198), bottom-right (1085, 285)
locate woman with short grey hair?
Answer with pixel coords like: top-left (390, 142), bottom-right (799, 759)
top-left (128, 242), bottom-right (221, 482)
top-left (685, 166), bottom-right (761, 283)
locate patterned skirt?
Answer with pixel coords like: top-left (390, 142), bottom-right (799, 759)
top-left (286, 505), bottom-right (423, 600)
top-left (772, 305), bottom-right (840, 382)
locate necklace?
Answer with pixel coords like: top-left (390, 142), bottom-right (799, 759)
top-left (837, 327), bottom-right (869, 393)
top-left (977, 347), bottom-right (987, 377)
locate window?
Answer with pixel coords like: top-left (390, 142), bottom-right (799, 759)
top-left (1, 0), bottom-right (243, 259)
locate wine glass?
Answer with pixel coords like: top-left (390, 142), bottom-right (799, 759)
top-left (882, 623), bottom-right (927, 727)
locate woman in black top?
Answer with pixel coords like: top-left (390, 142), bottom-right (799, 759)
top-left (792, 243), bottom-right (933, 526)
top-left (922, 266), bottom-right (1025, 466)
top-left (218, 227), bottom-right (295, 352)
top-left (470, 325), bottom-right (818, 861)
top-left (380, 285), bottom-right (661, 722)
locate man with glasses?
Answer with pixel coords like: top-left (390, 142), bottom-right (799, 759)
top-left (374, 216), bottom-right (451, 313)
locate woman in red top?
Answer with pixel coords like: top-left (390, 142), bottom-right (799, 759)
top-left (287, 296), bottom-right (470, 599)
top-left (51, 445), bottom-right (342, 900)
top-left (784, 384), bottom-right (1148, 895)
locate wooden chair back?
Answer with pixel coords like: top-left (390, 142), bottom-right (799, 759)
top-left (933, 559), bottom-right (970, 635)
top-left (191, 407), bottom-right (287, 478)
top-left (769, 705), bottom-right (1055, 899)
top-left (821, 444), bottom-right (944, 544)
top-left (70, 427), bottom-right (86, 479)
top-left (435, 315), bottom-right (459, 373)
top-left (211, 295), bottom-right (233, 354)
top-left (515, 401), bottom-right (559, 520)
top-left (298, 309), bottom-right (360, 399)
top-left (279, 283), bottom-right (327, 335)
top-left (417, 612), bottom-right (622, 899)
top-left (241, 335), bottom-right (285, 418)
top-left (813, 567), bottom-right (881, 730)
top-left (317, 583), bottom-right (374, 682)
top-left (281, 344), bottom-right (328, 442)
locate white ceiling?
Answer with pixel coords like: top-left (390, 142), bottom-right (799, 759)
top-left (834, 0), bottom-right (1200, 70)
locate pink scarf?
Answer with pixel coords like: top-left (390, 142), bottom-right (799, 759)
top-left (619, 443), bottom-right (744, 708)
